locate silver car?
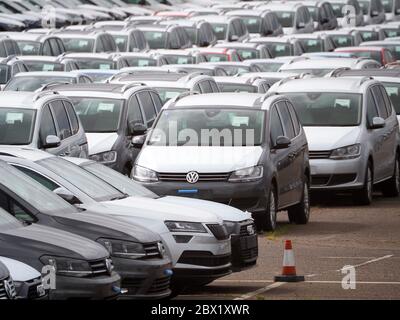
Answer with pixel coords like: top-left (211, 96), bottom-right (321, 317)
top-left (270, 77), bottom-right (400, 205)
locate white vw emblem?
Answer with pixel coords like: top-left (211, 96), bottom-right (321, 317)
top-left (105, 259), bottom-right (113, 275)
top-left (247, 225), bottom-right (255, 235)
top-left (186, 171), bottom-right (199, 184)
top-left (4, 280), bottom-right (16, 299)
top-left (158, 242), bottom-right (166, 258)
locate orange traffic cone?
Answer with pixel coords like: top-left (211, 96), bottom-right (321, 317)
top-left (274, 240), bottom-right (305, 282)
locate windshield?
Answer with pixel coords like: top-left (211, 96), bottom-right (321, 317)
top-left (0, 108), bottom-right (35, 145)
top-left (275, 11), bottom-right (294, 28)
top-left (284, 92), bottom-right (362, 126)
top-left (16, 41), bottom-right (41, 55)
top-left (382, 0), bottom-right (393, 12)
top-left (0, 207), bottom-right (22, 231)
top-left (4, 76), bottom-right (74, 92)
top-left (256, 62), bottom-right (283, 72)
top-left (61, 38), bottom-right (95, 52)
top-left (217, 65), bottom-right (250, 76)
top-left (359, 31), bottom-right (379, 42)
top-left (331, 35), bottom-right (353, 48)
top-left (143, 31), bottom-right (166, 49)
top-left (0, 161), bottom-right (75, 215)
top-left (331, 3), bottom-right (345, 17)
top-left (149, 108), bottom-right (265, 146)
top-left (203, 53), bottom-right (229, 62)
top-left (382, 82), bottom-right (400, 114)
top-left (112, 35), bottom-right (128, 51)
top-left (39, 157), bottom-right (123, 202)
top-left (72, 97), bottom-right (123, 133)
top-left (125, 57), bottom-right (157, 67)
top-left (84, 162), bottom-right (157, 198)
top-left (299, 39), bottom-right (324, 53)
top-left (210, 23), bottom-right (227, 40)
top-left (264, 42), bottom-right (292, 57)
top-left (155, 87), bottom-right (188, 104)
top-left (242, 16), bottom-right (261, 33)
top-left (218, 83), bottom-right (257, 93)
top-left (164, 55), bottom-right (195, 65)
top-left (75, 59), bottom-right (114, 70)
top-left (383, 28), bottom-right (400, 38)
top-left (24, 61), bottom-right (64, 72)
top-left (236, 49), bottom-right (259, 60)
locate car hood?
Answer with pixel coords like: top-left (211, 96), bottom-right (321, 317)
top-left (158, 196), bottom-right (252, 222)
top-left (100, 197), bottom-right (223, 224)
top-left (52, 210), bottom-right (160, 243)
top-left (0, 224), bottom-right (108, 261)
top-left (0, 257), bottom-right (40, 282)
top-left (86, 132), bottom-right (118, 156)
top-left (304, 126), bottom-right (361, 151)
top-left (137, 146), bottom-right (263, 173)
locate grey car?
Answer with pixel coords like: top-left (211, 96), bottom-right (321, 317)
top-left (269, 77), bottom-right (400, 204)
top-left (133, 93), bottom-right (311, 231)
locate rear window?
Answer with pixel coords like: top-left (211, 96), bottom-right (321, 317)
top-left (210, 23), bottom-right (227, 40)
top-left (275, 11), bottom-right (295, 28)
top-left (331, 35), bottom-right (353, 48)
top-left (142, 31), bottom-right (166, 49)
top-left (125, 57), bottom-right (157, 67)
top-left (4, 76), bottom-right (74, 91)
top-left (0, 108), bottom-right (36, 145)
top-left (203, 53), bottom-right (229, 62)
top-left (264, 42), bottom-right (292, 57)
top-left (112, 35), bottom-right (128, 51)
top-left (218, 83), bottom-right (257, 93)
top-left (299, 39), bottom-right (324, 53)
top-left (236, 49), bottom-right (259, 60)
top-left (242, 16), bottom-right (262, 34)
top-left (75, 59), bottom-right (115, 70)
top-left (24, 61), bottom-right (64, 72)
top-left (163, 55), bottom-right (195, 65)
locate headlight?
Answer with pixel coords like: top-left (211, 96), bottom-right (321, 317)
top-left (97, 239), bottom-right (146, 259)
top-left (223, 221), bottom-right (238, 235)
top-left (40, 256), bottom-right (92, 277)
top-left (89, 151), bottom-right (117, 164)
top-left (132, 165), bottom-right (158, 182)
top-left (330, 144), bottom-right (361, 160)
top-left (229, 165), bottom-right (263, 182)
top-left (165, 221), bottom-right (207, 233)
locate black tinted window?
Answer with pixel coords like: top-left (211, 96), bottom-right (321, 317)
top-left (39, 104), bottom-right (57, 144)
top-left (137, 91), bottom-right (156, 126)
top-left (199, 80), bottom-right (213, 93)
top-left (51, 100), bottom-right (72, 140)
top-left (128, 95), bottom-right (144, 126)
top-left (366, 89), bottom-right (379, 126)
top-left (287, 101), bottom-right (301, 136)
top-left (150, 91), bottom-right (163, 112)
top-left (42, 40), bottom-right (52, 56)
top-left (270, 106), bottom-right (284, 145)
top-left (278, 102), bottom-right (295, 139)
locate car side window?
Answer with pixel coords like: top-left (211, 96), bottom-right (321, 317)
top-left (366, 88), bottom-right (379, 126)
top-left (50, 39), bottom-right (60, 56)
top-left (379, 85), bottom-right (394, 117)
top-left (199, 80), bottom-right (213, 93)
top-left (50, 100), bottom-right (72, 140)
top-left (39, 104), bottom-right (57, 146)
top-left (138, 91), bottom-right (157, 127)
top-left (0, 189), bottom-right (35, 223)
top-left (63, 101), bottom-right (79, 135)
top-left (127, 95), bottom-right (144, 130)
top-left (169, 31), bottom-right (180, 49)
top-left (57, 39), bottom-right (66, 53)
top-left (210, 80), bottom-right (219, 93)
top-left (270, 106), bottom-right (284, 146)
top-left (15, 166), bottom-right (60, 192)
top-left (0, 42), bottom-right (6, 57)
top-left (150, 91), bottom-right (163, 112)
top-left (277, 102), bottom-right (295, 139)
top-left (372, 86), bottom-right (389, 119)
top-left (96, 37), bottom-right (105, 52)
top-left (42, 40), bottom-right (52, 56)
top-left (287, 101), bottom-right (301, 136)
top-left (193, 83), bottom-right (202, 93)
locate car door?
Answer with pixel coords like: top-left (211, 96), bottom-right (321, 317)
top-left (269, 103), bottom-right (293, 209)
top-left (137, 91), bottom-right (157, 128)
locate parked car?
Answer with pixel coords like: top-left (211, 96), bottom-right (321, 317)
top-left (335, 46), bottom-right (396, 65)
top-left (360, 40), bottom-right (400, 59)
top-left (51, 83), bottom-right (163, 174)
top-left (0, 257), bottom-right (45, 299)
top-left (0, 259), bottom-right (16, 299)
top-left (190, 15), bottom-right (249, 42)
top-left (224, 9), bottom-right (284, 37)
top-left (0, 35), bottom-right (21, 57)
top-left (108, 28), bottom-right (149, 52)
top-left (302, 0), bottom-right (338, 30)
top-left (0, 184), bottom-right (121, 299)
top-left (4, 71), bottom-right (93, 91)
top-left (199, 62), bottom-right (257, 76)
top-left (0, 152), bottom-right (173, 300)
top-left (0, 91), bottom-right (88, 157)
top-left (133, 92), bottom-right (311, 231)
top-left (16, 55), bottom-right (80, 72)
top-left (330, 0), bottom-right (365, 27)
top-left (213, 43), bottom-right (273, 60)
top-left (359, 0), bottom-right (386, 24)
top-left (56, 30), bottom-right (118, 53)
top-left (0, 56), bottom-right (28, 87)
top-left (269, 77), bottom-right (400, 204)
top-left (256, 2), bottom-right (314, 35)
top-left (188, 47), bottom-right (241, 62)
top-left (248, 37), bottom-right (295, 57)
top-left (136, 24), bottom-right (192, 49)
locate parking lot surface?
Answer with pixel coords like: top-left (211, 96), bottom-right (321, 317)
top-left (178, 193), bottom-right (400, 300)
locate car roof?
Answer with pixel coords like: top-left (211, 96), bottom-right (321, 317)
top-left (13, 71), bottom-right (80, 78)
top-left (333, 69), bottom-right (400, 77)
top-left (279, 58), bottom-right (366, 70)
top-left (214, 43), bottom-right (260, 49)
top-left (336, 46), bottom-right (385, 52)
top-left (270, 77), bottom-right (376, 94)
top-left (0, 146), bottom-right (53, 162)
top-left (49, 83), bottom-right (151, 97)
top-left (16, 55), bottom-right (59, 62)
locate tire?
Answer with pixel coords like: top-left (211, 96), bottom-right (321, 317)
top-left (288, 177), bottom-right (310, 225)
top-left (263, 187), bottom-right (278, 231)
top-left (356, 163), bottom-right (373, 205)
top-left (381, 156), bottom-right (400, 197)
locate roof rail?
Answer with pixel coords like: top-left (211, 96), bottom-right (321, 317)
top-left (328, 67), bottom-right (351, 78)
top-left (358, 76), bottom-right (374, 86)
top-left (36, 81), bottom-right (73, 92)
top-left (120, 82), bottom-right (146, 92)
top-left (171, 91), bottom-right (200, 103)
top-left (259, 91), bottom-right (279, 103)
top-left (33, 90), bottom-right (59, 101)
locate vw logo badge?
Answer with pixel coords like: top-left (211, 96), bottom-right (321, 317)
top-left (186, 171), bottom-right (199, 184)
top-left (105, 259), bottom-right (113, 275)
top-left (247, 225), bottom-right (255, 235)
top-left (4, 280), bottom-right (15, 299)
top-left (158, 242), bottom-right (166, 258)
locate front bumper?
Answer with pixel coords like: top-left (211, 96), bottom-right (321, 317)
top-left (230, 221), bottom-right (258, 272)
top-left (49, 272), bottom-right (121, 300)
top-left (114, 256), bottom-right (173, 300)
top-left (310, 158), bottom-right (365, 191)
top-left (142, 180), bottom-right (266, 213)
top-left (15, 277), bottom-right (48, 300)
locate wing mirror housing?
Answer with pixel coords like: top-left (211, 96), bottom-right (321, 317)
top-left (274, 136), bottom-right (291, 149)
top-left (128, 122), bottom-right (147, 136)
top-left (43, 135), bottom-right (61, 149)
top-left (370, 116), bottom-right (385, 129)
top-left (132, 134), bottom-right (146, 148)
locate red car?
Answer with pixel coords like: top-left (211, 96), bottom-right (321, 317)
top-left (334, 46), bottom-right (396, 66)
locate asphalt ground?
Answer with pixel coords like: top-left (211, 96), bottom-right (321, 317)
top-left (176, 192), bottom-right (400, 300)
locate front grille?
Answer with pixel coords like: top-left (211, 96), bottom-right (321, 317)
top-left (312, 174), bottom-right (357, 186)
top-left (178, 251), bottom-right (231, 267)
top-left (241, 247), bottom-right (258, 261)
top-left (239, 222), bottom-right (256, 237)
top-left (0, 277), bottom-right (16, 299)
top-left (207, 224), bottom-right (229, 240)
top-left (147, 276), bottom-right (171, 294)
top-left (309, 150), bottom-right (331, 159)
top-left (158, 172), bottom-right (230, 182)
top-left (89, 259), bottom-right (110, 277)
top-left (143, 242), bottom-right (163, 259)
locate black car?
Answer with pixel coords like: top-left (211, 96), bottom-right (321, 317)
top-left (0, 157), bottom-right (173, 299)
top-left (0, 260), bottom-right (16, 299)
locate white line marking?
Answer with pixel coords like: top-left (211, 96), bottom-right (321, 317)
top-left (234, 282), bottom-right (285, 301)
top-left (216, 279), bottom-right (400, 285)
top-left (335, 254), bottom-right (393, 272)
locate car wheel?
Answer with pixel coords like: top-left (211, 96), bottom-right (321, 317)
top-left (263, 187), bottom-right (277, 231)
top-left (381, 155), bottom-right (400, 197)
top-left (356, 163), bottom-right (373, 205)
top-left (288, 176), bottom-right (310, 225)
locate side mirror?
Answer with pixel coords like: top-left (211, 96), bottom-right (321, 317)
top-left (43, 135), bottom-right (61, 149)
top-left (132, 134), bottom-right (146, 148)
top-left (274, 136), bottom-right (291, 149)
top-left (370, 116), bottom-right (385, 129)
top-left (230, 35), bottom-right (239, 42)
top-left (128, 122), bottom-right (147, 136)
top-left (53, 187), bottom-right (80, 205)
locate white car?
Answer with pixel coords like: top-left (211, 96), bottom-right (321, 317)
top-left (0, 257), bottom-right (46, 299)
